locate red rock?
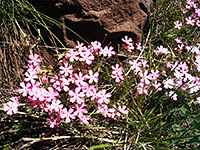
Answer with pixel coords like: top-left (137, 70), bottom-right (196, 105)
top-left (29, 0), bottom-right (151, 48)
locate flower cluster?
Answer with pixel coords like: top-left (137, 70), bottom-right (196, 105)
top-left (175, 0), bottom-right (200, 29)
top-left (162, 0), bottom-right (200, 101)
top-left (154, 45), bottom-right (170, 55)
top-left (129, 59), bottom-right (161, 95)
top-left (120, 1), bottom-right (200, 102)
top-left (121, 36), bottom-right (143, 52)
top-left (4, 40), bottom-right (129, 128)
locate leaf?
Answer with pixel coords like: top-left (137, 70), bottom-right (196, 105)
top-left (180, 106), bottom-right (188, 115)
top-left (89, 144), bottom-right (110, 150)
top-left (167, 34), bottom-right (177, 38)
top-left (193, 120), bottom-right (200, 130)
top-left (191, 102), bottom-right (197, 112)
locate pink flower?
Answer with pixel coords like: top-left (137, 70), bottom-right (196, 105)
top-left (24, 69), bottom-right (38, 83)
top-left (187, 0), bottom-right (196, 8)
top-left (59, 63), bottom-right (73, 77)
top-left (28, 54), bottom-right (42, 66)
top-left (186, 4), bottom-right (191, 10)
top-left (18, 82), bottom-right (31, 97)
top-left (185, 17), bottom-right (195, 26)
top-left (122, 36), bottom-right (133, 45)
top-left (38, 101), bottom-right (47, 111)
top-left (85, 70), bottom-right (99, 84)
top-left (190, 46), bottom-right (200, 54)
top-left (197, 97), bottom-right (200, 104)
top-left (74, 103), bottom-right (88, 118)
top-left (122, 36), bottom-right (134, 52)
top-left (136, 42), bottom-right (142, 51)
top-left (82, 84), bottom-right (95, 97)
top-left (10, 96), bottom-right (20, 103)
top-left (191, 13), bottom-right (197, 20)
top-left (36, 88), bottom-right (49, 101)
top-left (91, 41), bottom-right (102, 53)
top-left (47, 115), bottom-right (60, 128)
top-left (140, 59), bottom-right (149, 69)
top-left (175, 38), bottom-right (182, 44)
top-left (59, 77), bottom-right (70, 92)
top-left (196, 20), bottom-right (200, 27)
top-left (28, 96), bottom-right (39, 108)
top-left (42, 76), bottom-right (48, 82)
top-left (174, 20), bottom-right (182, 30)
top-left (79, 115), bottom-right (90, 125)
top-left (90, 87), bottom-right (98, 101)
top-left (161, 70), bottom-right (166, 76)
top-left (187, 80), bottom-right (200, 93)
top-left (152, 81), bottom-right (162, 91)
top-left (137, 82), bottom-right (148, 95)
top-left (46, 87), bottom-right (59, 102)
top-left (150, 69), bottom-right (160, 80)
top-left (139, 70), bottom-right (153, 85)
top-left (69, 87), bottom-right (85, 104)
top-left (100, 46), bottom-right (115, 57)
top-left (166, 91), bottom-right (178, 101)
top-left (79, 50), bottom-right (94, 65)
top-left (111, 64), bottom-right (124, 83)
top-left (163, 78), bottom-right (175, 89)
top-left (96, 104), bottom-right (111, 118)
top-left (154, 45), bottom-right (170, 55)
top-left (68, 73), bottom-right (76, 84)
top-left (195, 8), bottom-right (200, 16)
top-left (124, 44), bottom-right (134, 52)
top-left (74, 72), bottom-right (87, 87)
top-left (166, 62), bottom-right (172, 68)
top-left (48, 100), bottom-right (63, 113)
top-left (75, 41), bottom-right (84, 50)
top-left (60, 108), bottom-right (75, 123)
top-left (129, 60), bottom-right (142, 75)
top-left (27, 64), bottom-right (41, 72)
top-left (3, 97), bottom-right (19, 115)
top-left (97, 89), bottom-right (111, 104)
top-left (177, 62), bottom-right (189, 74)
top-left (116, 105), bottom-right (129, 119)
top-left (108, 107), bottom-right (116, 118)
top-left (181, 8), bottom-right (188, 13)
top-left (50, 74), bottom-right (59, 84)
top-left (96, 104), bottom-right (106, 114)
top-left (186, 0), bottom-right (191, 5)
top-left (173, 70), bottom-right (184, 79)
top-left (66, 49), bottom-right (79, 62)
top-left (28, 80), bottom-right (41, 98)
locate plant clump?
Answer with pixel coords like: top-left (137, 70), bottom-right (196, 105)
top-left (1, 0), bottom-right (200, 149)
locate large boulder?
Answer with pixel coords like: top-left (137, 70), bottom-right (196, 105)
top-left (29, 0), bottom-right (151, 47)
